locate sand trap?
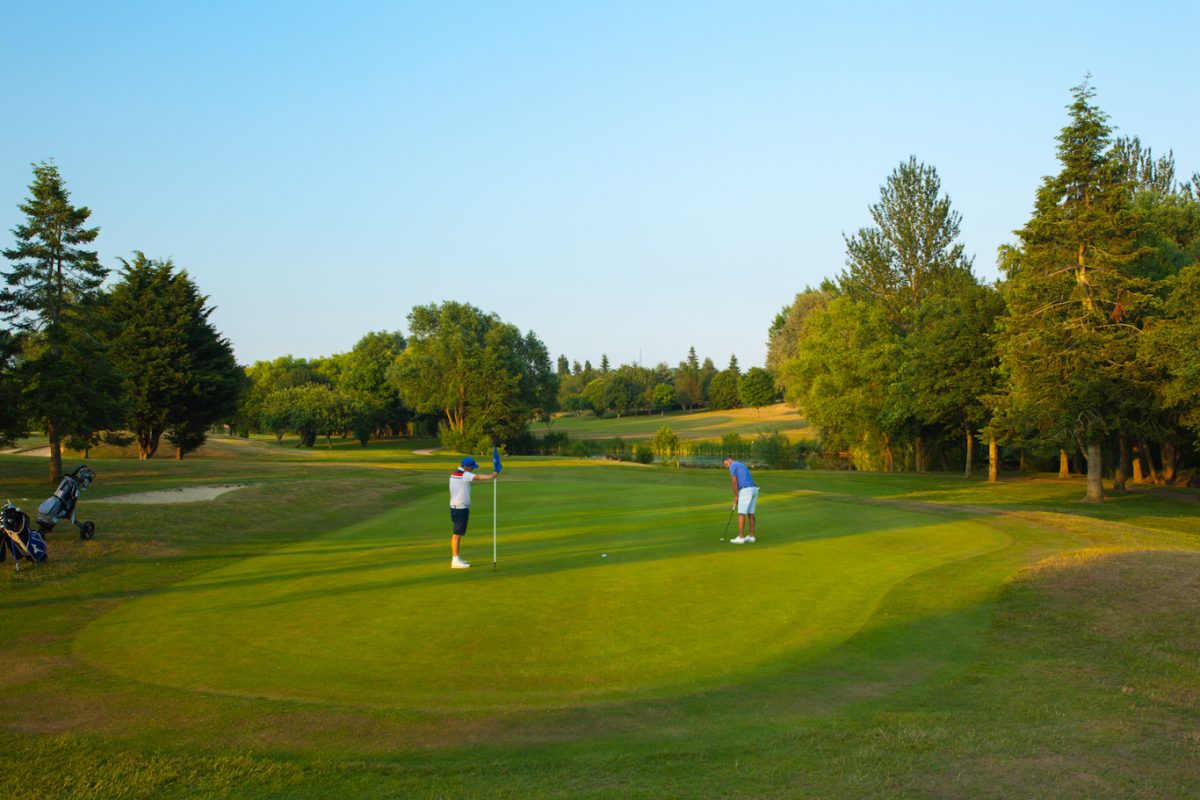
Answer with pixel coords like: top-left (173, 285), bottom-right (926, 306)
top-left (100, 484), bottom-right (248, 504)
top-left (413, 448), bottom-right (442, 455)
top-left (4, 446), bottom-right (52, 457)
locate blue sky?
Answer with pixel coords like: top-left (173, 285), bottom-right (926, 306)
top-left (3, 1), bottom-right (1197, 369)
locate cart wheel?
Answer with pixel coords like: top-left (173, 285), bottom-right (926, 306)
top-left (80, 521), bottom-right (95, 540)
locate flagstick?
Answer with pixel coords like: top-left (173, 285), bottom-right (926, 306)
top-left (492, 477), bottom-right (497, 570)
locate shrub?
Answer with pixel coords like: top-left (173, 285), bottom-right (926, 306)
top-left (569, 439), bottom-right (597, 458)
top-left (634, 443), bottom-right (654, 464)
top-left (542, 431), bottom-right (571, 455)
top-left (653, 425), bottom-right (679, 455)
top-left (755, 427), bottom-right (794, 469)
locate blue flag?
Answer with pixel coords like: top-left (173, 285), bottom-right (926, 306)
top-left (493, 445), bottom-right (502, 473)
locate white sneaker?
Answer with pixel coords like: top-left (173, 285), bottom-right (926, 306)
top-left (451, 557), bottom-right (470, 569)
top-left (729, 536), bottom-right (747, 544)
top-left (746, 536), bottom-right (756, 543)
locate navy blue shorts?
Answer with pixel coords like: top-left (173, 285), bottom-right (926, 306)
top-left (450, 507), bottom-right (470, 536)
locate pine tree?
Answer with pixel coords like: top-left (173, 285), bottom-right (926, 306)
top-left (1, 162), bottom-right (121, 480)
top-left (102, 253), bottom-right (241, 459)
top-left (995, 79), bottom-right (1150, 502)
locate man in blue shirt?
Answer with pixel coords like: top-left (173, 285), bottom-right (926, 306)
top-left (722, 457), bottom-right (758, 544)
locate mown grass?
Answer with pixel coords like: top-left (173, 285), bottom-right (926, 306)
top-left (532, 402), bottom-right (812, 442)
top-left (0, 446), bottom-right (1197, 799)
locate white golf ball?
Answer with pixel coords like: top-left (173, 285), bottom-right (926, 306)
top-left (601, 553), bottom-right (607, 558)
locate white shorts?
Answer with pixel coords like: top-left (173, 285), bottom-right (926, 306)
top-left (737, 486), bottom-right (759, 515)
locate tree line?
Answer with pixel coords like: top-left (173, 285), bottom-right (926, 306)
top-left (552, 349), bottom-right (777, 420)
top-left (0, 157), bottom-right (773, 475)
top-left (768, 80), bottom-right (1200, 501)
top-left (1, 162), bottom-right (240, 481)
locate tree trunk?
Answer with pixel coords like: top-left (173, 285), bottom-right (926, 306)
top-left (1019, 450), bottom-right (1026, 473)
top-left (48, 420), bottom-right (63, 482)
top-left (1084, 443), bottom-right (1104, 503)
top-left (988, 437), bottom-right (998, 483)
top-left (1058, 449), bottom-right (1070, 478)
top-left (137, 428), bottom-right (162, 460)
top-left (915, 435), bottom-right (925, 472)
top-left (883, 435), bottom-right (894, 472)
top-left (964, 425), bottom-right (973, 477)
top-left (1140, 439), bottom-right (1161, 484)
top-left (1162, 441), bottom-right (1178, 484)
top-left (1132, 441), bottom-right (1144, 483)
top-left (1114, 431), bottom-right (1130, 492)
top-left (176, 447), bottom-right (184, 461)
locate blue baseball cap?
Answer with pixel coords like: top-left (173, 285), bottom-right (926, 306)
top-left (460, 457), bottom-right (479, 469)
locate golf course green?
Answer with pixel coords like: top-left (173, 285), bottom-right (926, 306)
top-left (2, 439), bottom-right (1198, 798)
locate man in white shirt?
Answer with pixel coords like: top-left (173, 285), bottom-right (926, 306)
top-left (449, 456), bottom-right (499, 569)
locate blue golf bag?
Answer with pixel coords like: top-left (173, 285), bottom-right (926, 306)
top-left (2, 501), bottom-right (47, 571)
top-left (37, 465), bottom-right (96, 540)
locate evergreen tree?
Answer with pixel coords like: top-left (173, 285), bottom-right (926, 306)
top-left (1, 162), bottom-right (121, 480)
top-left (103, 253), bottom-right (241, 459)
top-left (994, 79), bottom-right (1150, 502)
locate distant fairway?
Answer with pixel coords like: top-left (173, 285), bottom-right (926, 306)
top-left (73, 473), bottom-right (1005, 709)
top-left (531, 402), bottom-right (811, 441)
top-left (2, 445), bottom-right (1198, 798)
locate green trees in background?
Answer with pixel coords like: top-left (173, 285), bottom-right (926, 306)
top-left (707, 355), bottom-right (742, 410)
top-left (388, 301), bottom-right (558, 451)
top-left (738, 367), bottom-right (777, 417)
top-left (0, 329), bottom-right (23, 447)
top-left (338, 331), bottom-right (409, 437)
top-left (995, 80), bottom-right (1154, 502)
top-left (1, 162), bottom-right (124, 480)
top-left (780, 155), bottom-right (988, 472)
top-left (774, 79), bottom-right (1200, 491)
top-left (553, 347), bottom-right (763, 420)
top-left (102, 253), bottom-right (241, 459)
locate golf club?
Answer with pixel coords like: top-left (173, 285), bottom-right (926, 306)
top-left (722, 505), bottom-right (735, 540)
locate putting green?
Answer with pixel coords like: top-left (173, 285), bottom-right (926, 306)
top-left (73, 475), bottom-right (1007, 710)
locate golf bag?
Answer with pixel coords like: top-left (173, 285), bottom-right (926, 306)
top-left (2, 501), bottom-right (47, 570)
top-left (37, 465), bottom-right (96, 540)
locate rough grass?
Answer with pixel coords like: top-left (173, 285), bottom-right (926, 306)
top-left (0, 449), bottom-right (1197, 799)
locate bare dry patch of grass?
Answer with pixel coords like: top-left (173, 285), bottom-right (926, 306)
top-left (905, 548), bottom-right (1200, 798)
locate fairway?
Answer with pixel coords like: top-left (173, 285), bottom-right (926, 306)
top-left (3, 448), bottom-right (1199, 799)
top-left (72, 473), bottom-right (1006, 710)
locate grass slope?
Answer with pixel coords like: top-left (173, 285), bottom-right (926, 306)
top-left (0, 444), bottom-right (1197, 798)
top-left (532, 402), bottom-right (811, 441)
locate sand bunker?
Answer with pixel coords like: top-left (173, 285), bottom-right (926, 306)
top-left (100, 485), bottom-right (248, 504)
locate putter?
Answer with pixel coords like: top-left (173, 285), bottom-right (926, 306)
top-left (722, 506), bottom-right (735, 539)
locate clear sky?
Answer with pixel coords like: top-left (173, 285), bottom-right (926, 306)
top-left (3, 1), bottom-right (1197, 370)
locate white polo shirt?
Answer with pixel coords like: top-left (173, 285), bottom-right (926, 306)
top-left (449, 469), bottom-right (476, 508)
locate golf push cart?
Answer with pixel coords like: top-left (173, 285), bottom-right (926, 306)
top-left (37, 464), bottom-right (96, 540)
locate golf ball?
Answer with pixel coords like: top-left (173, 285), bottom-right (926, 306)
top-left (601, 554), bottom-right (607, 558)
